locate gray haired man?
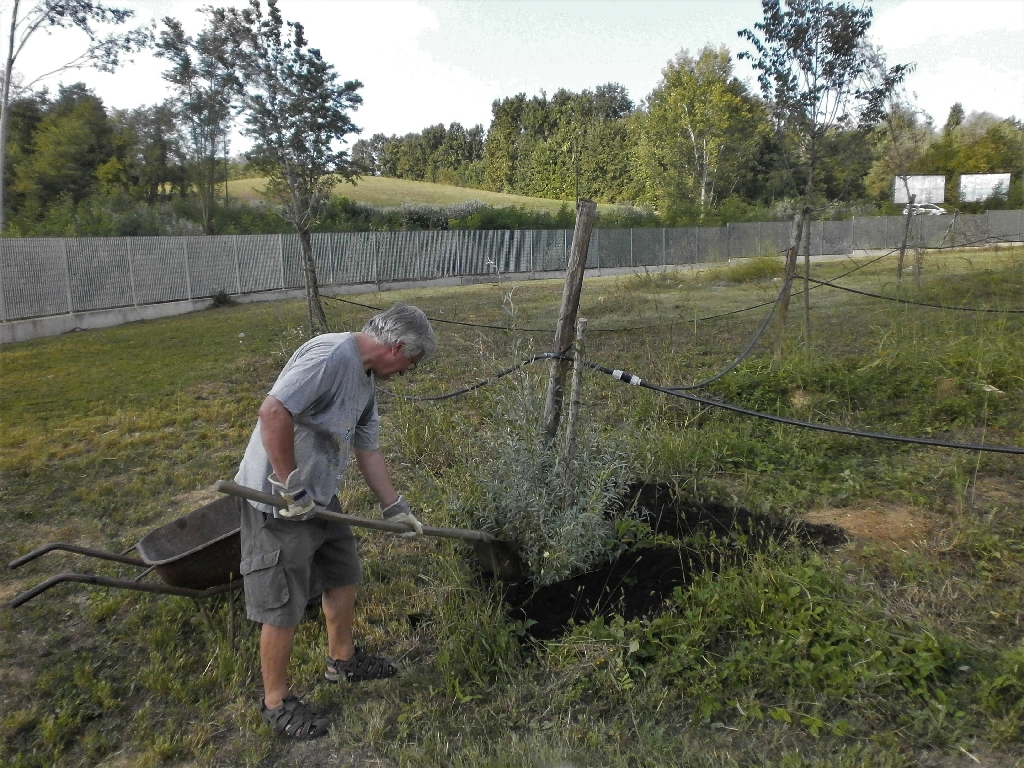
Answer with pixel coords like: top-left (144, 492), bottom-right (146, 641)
top-left (234, 302), bottom-right (437, 739)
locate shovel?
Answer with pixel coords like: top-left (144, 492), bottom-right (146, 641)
top-left (215, 480), bottom-right (524, 580)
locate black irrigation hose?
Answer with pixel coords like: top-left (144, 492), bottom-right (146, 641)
top-left (666, 283), bottom-right (783, 391)
top-left (381, 349), bottom-right (1024, 455)
top-left (806, 276), bottom-right (1024, 313)
top-left (589, 361), bottom-right (1024, 455)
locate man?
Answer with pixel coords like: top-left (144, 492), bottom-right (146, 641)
top-left (234, 301), bottom-right (436, 739)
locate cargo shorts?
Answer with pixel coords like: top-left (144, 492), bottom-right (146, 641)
top-left (239, 497), bottom-right (362, 627)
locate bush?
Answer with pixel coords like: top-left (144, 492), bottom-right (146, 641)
top-left (467, 366), bottom-right (636, 585)
top-left (701, 255), bottom-right (784, 284)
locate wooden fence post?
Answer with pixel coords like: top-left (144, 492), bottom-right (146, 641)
top-left (544, 198), bottom-right (597, 443)
top-left (561, 317), bottom-right (587, 510)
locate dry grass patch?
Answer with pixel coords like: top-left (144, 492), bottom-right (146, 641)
top-left (805, 502), bottom-right (939, 548)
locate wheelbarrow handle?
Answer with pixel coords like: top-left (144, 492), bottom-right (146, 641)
top-left (215, 480), bottom-right (496, 543)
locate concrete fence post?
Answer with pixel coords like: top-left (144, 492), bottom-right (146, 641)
top-left (127, 240), bottom-right (138, 306)
top-left (182, 238), bottom-right (193, 300)
top-left (278, 234), bottom-right (285, 289)
top-left (62, 239), bottom-right (74, 314)
top-left (629, 227), bottom-right (633, 267)
top-left (232, 236), bottom-right (242, 294)
top-left (662, 227), bottom-right (666, 266)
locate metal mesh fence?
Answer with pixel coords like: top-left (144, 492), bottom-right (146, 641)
top-left (66, 238), bottom-right (134, 311)
top-left (988, 210), bottom-right (1022, 242)
top-left (696, 227), bottom-right (729, 262)
top-left (132, 237), bottom-right (189, 304)
top-left (728, 223), bottom-right (760, 259)
top-left (1, 238), bottom-right (69, 319)
top-left (632, 227), bottom-right (665, 267)
top-left (822, 220), bottom-right (853, 258)
top-left (665, 228), bottom-right (696, 264)
top-left (852, 217), bottom-right (887, 251)
top-left (3, 215), bottom-right (1020, 323)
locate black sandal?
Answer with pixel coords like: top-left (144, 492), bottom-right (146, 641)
top-left (260, 695), bottom-right (329, 739)
top-left (325, 647), bottom-right (397, 682)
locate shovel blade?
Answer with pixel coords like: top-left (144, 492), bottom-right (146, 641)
top-left (471, 538), bottom-right (524, 580)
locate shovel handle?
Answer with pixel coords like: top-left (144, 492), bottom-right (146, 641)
top-left (215, 480), bottom-right (495, 543)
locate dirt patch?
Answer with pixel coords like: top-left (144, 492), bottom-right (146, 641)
top-left (805, 503), bottom-right (937, 548)
top-left (503, 483), bottom-right (846, 641)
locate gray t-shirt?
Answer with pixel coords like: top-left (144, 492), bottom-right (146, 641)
top-left (234, 333), bottom-right (380, 514)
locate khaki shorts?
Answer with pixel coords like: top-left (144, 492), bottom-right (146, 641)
top-left (239, 497), bottom-right (362, 627)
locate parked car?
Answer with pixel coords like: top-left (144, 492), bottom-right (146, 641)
top-left (902, 203), bottom-right (947, 215)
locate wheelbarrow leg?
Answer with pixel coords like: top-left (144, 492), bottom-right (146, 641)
top-left (8, 572), bottom-right (242, 609)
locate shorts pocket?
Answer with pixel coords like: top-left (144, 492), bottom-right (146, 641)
top-left (240, 548), bottom-right (289, 612)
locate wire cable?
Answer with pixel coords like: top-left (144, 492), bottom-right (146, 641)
top-left (588, 361), bottom-right (1024, 455)
top-left (805, 276), bottom-right (1024, 313)
top-left (377, 352), bottom-right (568, 402)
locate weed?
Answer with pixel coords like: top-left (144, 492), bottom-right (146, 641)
top-left (701, 255), bottom-right (785, 284)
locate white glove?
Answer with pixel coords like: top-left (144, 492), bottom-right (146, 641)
top-left (268, 469), bottom-right (317, 521)
top-left (381, 496), bottom-right (423, 538)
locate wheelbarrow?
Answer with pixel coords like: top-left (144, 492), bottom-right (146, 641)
top-left (8, 485), bottom-right (524, 610)
top-left (8, 495), bottom-right (245, 609)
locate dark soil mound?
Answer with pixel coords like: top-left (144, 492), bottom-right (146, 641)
top-left (503, 483), bottom-right (846, 641)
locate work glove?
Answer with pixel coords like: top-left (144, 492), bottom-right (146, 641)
top-left (381, 496), bottom-right (423, 538)
top-left (268, 469), bottom-right (318, 521)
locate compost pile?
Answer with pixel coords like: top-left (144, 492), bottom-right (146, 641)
top-left (502, 483), bottom-right (847, 641)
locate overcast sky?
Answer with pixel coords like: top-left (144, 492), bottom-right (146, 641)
top-left (13, 0), bottom-right (1024, 148)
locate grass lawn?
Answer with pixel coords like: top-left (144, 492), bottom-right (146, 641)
top-left (2, 246), bottom-right (1024, 766)
top-left (228, 174), bottom-right (624, 214)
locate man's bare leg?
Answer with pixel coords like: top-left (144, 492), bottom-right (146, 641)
top-left (261, 623), bottom-right (298, 709)
top-left (322, 584), bottom-right (357, 662)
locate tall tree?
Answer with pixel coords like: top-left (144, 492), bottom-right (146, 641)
top-left (0, 1), bottom-right (150, 231)
top-left (738, 0), bottom-right (906, 349)
top-left (11, 83), bottom-right (113, 215)
top-left (637, 45), bottom-right (765, 221)
top-left (157, 14), bottom-right (237, 234)
top-left (225, 0), bottom-right (362, 335)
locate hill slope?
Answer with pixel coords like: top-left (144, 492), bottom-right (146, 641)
top-left (228, 175), bottom-right (623, 214)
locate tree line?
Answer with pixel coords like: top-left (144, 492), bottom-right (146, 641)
top-left (355, 50), bottom-right (1022, 226)
top-left (2, 0), bottom-right (1022, 245)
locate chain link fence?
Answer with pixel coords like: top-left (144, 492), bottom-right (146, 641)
top-left (1, 211), bottom-right (1020, 323)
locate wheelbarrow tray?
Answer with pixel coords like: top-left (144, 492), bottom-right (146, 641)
top-left (135, 495), bottom-right (242, 591)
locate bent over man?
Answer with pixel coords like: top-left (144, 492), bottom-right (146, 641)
top-left (233, 301), bottom-right (436, 739)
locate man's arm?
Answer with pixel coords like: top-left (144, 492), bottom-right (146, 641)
top-left (259, 395), bottom-right (297, 484)
top-left (354, 447), bottom-right (399, 508)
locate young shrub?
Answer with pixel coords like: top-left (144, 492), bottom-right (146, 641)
top-left (467, 367), bottom-right (636, 585)
top-left (701, 255), bottom-right (784, 284)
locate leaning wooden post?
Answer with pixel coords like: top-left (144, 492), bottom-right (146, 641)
top-left (544, 198), bottom-right (597, 443)
top-left (561, 317), bottom-right (588, 510)
top-left (774, 208), bottom-right (806, 364)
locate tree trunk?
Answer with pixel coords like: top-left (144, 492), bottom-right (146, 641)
top-left (0, 0), bottom-right (20, 233)
top-left (298, 227), bottom-right (329, 336)
top-left (544, 198), bottom-right (596, 443)
top-left (898, 193), bottom-right (915, 280)
top-left (801, 207), bottom-right (812, 348)
top-left (774, 210), bottom-right (805, 364)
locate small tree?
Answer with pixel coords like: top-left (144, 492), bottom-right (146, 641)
top-left (739, 0), bottom-right (907, 350)
top-left (156, 14), bottom-right (237, 235)
top-left (862, 50), bottom-right (927, 280)
top-left (0, 0), bottom-right (150, 231)
top-left (225, 0), bottom-right (362, 334)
